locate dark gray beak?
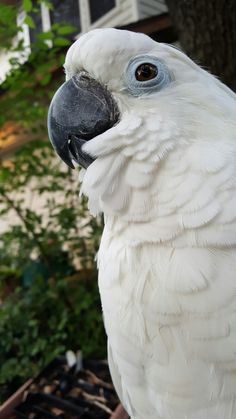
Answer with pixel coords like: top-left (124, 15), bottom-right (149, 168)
top-left (47, 72), bottom-right (119, 169)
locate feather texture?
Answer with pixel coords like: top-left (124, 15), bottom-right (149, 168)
top-left (64, 28), bottom-right (236, 418)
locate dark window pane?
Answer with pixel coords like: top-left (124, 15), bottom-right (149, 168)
top-left (50, 0), bottom-right (81, 35)
top-left (29, 2), bottom-right (43, 43)
top-left (89, 0), bottom-right (116, 23)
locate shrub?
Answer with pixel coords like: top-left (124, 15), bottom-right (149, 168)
top-left (0, 274), bottom-right (106, 403)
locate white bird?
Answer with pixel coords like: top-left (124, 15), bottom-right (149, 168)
top-left (48, 28), bottom-right (236, 419)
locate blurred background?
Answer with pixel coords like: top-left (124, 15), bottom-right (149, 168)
top-left (0, 0), bottom-right (235, 408)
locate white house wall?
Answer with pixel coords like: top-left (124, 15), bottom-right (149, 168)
top-left (0, 50), bottom-right (14, 83)
top-left (88, 0), bottom-right (168, 31)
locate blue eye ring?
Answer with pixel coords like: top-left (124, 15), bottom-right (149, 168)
top-left (125, 55), bottom-right (172, 96)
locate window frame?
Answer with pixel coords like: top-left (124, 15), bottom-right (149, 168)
top-left (88, 0), bottom-right (117, 26)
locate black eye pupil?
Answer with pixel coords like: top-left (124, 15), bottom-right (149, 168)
top-left (135, 63), bottom-right (158, 81)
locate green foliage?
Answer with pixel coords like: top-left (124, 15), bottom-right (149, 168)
top-left (0, 276), bottom-right (106, 403)
top-left (0, 4), bottom-right (18, 49)
top-left (0, 1), bottom-right (76, 129)
top-left (23, 0), bottom-right (33, 13)
top-left (0, 138), bottom-right (104, 403)
top-left (0, 137), bottom-right (104, 405)
top-left (0, 140), bottom-right (103, 277)
top-left (0, 2), bottom-right (106, 404)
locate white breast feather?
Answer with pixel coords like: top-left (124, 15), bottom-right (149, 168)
top-left (65, 29), bottom-right (236, 419)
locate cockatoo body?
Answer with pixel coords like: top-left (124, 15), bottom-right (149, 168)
top-left (48, 29), bottom-right (236, 419)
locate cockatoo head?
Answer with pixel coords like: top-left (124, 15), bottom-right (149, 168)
top-left (48, 28), bottom-right (236, 218)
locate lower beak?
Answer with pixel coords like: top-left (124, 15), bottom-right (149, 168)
top-left (47, 72), bottom-right (119, 169)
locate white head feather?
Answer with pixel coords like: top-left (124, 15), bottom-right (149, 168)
top-left (64, 28), bottom-right (236, 247)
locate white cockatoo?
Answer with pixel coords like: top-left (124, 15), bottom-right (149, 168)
top-left (48, 28), bottom-right (236, 419)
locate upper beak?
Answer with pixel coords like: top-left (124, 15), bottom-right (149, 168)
top-left (47, 72), bottom-right (119, 169)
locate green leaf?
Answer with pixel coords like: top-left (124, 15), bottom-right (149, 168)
top-left (53, 37), bottom-right (70, 46)
top-left (24, 15), bottom-right (35, 28)
top-left (57, 25), bottom-right (76, 35)
top-left (37, 31), bottom-right (54, 41)
top-left (23, 0), bottom-right (33, 12)
top-left (39, 73), bottom-right (52, 85)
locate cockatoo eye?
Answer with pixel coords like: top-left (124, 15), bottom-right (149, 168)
top-left (135, 63), bottom-right (158, 81)
top-left (125, 55), bottom-right (172, 96)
